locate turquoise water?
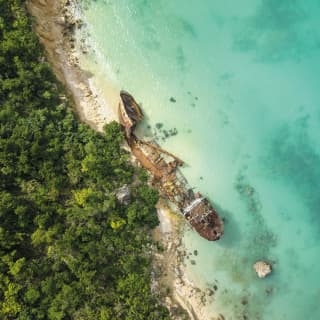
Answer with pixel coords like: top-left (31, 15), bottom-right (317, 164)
top-left (77, 1), bottom-right (320, 319)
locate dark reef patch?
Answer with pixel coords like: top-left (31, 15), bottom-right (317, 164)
top-left (262, 114), bottom-right (320, 232)
top-left (232, 0), bottom-right (320, 62)
top-left (234, 168), bottom-right (277, 252)
top-left (176, 46), bottom-right (187, 71)
top-left (148, 123), bottom-right (179, 142)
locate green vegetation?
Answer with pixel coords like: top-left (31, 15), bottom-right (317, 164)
top-left (0, 1), bottom-right (169, 319)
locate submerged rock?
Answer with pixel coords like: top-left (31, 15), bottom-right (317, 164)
top-left (115, 185), bottom-right (131, 205)
top-left (205, 288), bottom-right (214, 296)
top-left (253, 261), bottom-right (272, 278)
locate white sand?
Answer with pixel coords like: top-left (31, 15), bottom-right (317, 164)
top-left (28, 0), bottom-right (118, 132)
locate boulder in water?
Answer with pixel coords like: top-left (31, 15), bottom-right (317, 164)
top-left (253, 261), bottom-right (272, 278)
top-left (115, 185), bottom-right (131, 205)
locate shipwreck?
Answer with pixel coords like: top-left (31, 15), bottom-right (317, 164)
top-left (118, 90), bottom-right (223, 241)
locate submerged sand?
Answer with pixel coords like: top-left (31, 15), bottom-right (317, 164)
top-left (27, 1), bottom-right (223, 319)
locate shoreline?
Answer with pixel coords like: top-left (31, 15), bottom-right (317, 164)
top-left (27, 1), bottom-right (223, 319)
top-left (27, 0), bottom-right (118, 132)
top-left (153, 201), bottom-right (222, 320)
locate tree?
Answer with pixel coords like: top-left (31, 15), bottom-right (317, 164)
top-left (0, 1), bottom-right (168, 319)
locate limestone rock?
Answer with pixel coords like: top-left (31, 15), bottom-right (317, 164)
top-left (38, 0), bottom-right (47, 6)
top-left (55, 16), bottom-right (66, 26)
top-left (115, 185), bottom-right (131, 205)
top-left (254, 261), bottom-right (272, 278)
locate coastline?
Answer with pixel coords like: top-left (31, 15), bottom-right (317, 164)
top-left (27, 1), bottom-right (223, 319)
top-left (153, 201), bottom-right (223, 320)
top-left (27, 0), bottom-right (118, 132)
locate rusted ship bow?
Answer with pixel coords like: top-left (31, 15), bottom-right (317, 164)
top-left (119, 90), bottom-right (223, 241)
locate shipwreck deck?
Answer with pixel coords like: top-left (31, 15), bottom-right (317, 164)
top-left (118, 91), bottom-right (224, 241)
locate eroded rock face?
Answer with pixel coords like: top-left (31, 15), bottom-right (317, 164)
top-left (254, 261), bottom-right (272, 278)
top-left (115, 185), bottom-right (131, 205)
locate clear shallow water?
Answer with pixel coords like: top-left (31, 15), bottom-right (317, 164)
top-left (77, 1), bottom-right (320, 319)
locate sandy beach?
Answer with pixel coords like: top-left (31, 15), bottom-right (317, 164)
top-left (153, 201), bottom-right (225, 320)
top-left (27, 0), bottom-right (118, 132)
top-left (27, 1), bottom-right (223, 319)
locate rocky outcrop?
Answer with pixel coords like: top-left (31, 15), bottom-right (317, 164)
top-left (115, 185), bottom-right (131, 205)
top-left (253, 261), bottom-right (272, 278)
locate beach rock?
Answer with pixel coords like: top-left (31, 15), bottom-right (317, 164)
top-left (55, 16), bottom-right (66, 26)
top-left (78, 82), bottom-right (87, 91)
top-left (115, 185), bottom-right (131, 205)
top-left (205, 288), bottom-right (214, 296)
top-left (38, 28), bottom-right (55, 42)
top-left (253, 261), bottom-right (272, 278)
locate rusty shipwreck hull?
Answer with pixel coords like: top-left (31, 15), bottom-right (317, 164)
top-left (119, 91), bottom-right (224, 241)
top-left (119, 90), bottom-right (143, 139)
top-left (183, 194), bottom-right (223, 241)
